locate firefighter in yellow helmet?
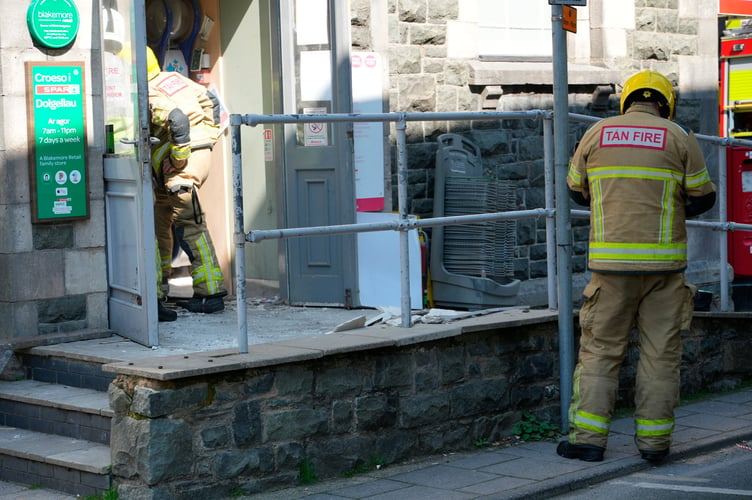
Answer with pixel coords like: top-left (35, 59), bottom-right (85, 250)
top-left (147, 46), bottom-right (225, 320)
top-left (557, 70), bottom-right (716, 462)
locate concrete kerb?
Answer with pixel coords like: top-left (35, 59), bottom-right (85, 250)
top-left (499, 403), bottom-right (752, 500)
top-left (498, 455), bottom-right (652, 500)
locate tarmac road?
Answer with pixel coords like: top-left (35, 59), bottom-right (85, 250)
top-left (551, 443), bottom-right (752, 499)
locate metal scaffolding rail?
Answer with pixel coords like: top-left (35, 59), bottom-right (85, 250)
top-left (232, 110), bottom-right (752, 343)
top-left (230, 109), bottom-right (752, 436)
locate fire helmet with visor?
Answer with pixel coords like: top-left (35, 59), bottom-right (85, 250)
top-left (619, 70), bottom-right (675, 120)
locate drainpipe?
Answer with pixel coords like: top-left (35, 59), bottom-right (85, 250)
top-left (551, 4), bottom-right (575, 432)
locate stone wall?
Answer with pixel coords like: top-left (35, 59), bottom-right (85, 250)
top-left (109, 321), bottom-right (560, 499)
top-left (107, 313), bottom-right (752, 499)
top-left (0, 0), bottom-right (108, 339)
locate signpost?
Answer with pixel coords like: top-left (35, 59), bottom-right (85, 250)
top-left (26, 61), bottom-right (88, 222)
top-left (562, 5), bottom-right (577, 33)
top-left (550, 2), bottom-right (575, 432)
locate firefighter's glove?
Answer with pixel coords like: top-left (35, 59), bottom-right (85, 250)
top-left (169, 184), bottom-right (193, 195)
top-left (207, 89), bottom-right (221, 126)
top-left (168, 108), bottom-right (191, 145)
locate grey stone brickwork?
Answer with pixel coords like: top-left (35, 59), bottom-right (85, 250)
top-left (0, 1), bottom-right (108, 339)
top-left (107, 314), bottom-right (752, 499)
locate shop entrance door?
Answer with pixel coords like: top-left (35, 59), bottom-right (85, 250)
top-left (277, 0), bottom-right (358, 306)
top-left (102, 0), bottom-right (159, 346)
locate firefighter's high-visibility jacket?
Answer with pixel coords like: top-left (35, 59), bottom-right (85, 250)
top-left (148, 71), bottom-right (224, 299)
top-left (148, 71), bottom-right (219, 174)
top-left (567, 103), bottom-right (716, 274)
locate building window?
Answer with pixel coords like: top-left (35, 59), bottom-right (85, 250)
top-left (478, 0), bottom-right (551, 61)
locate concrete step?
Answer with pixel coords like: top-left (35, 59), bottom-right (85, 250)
top-left (1, 333), bottom-right (115, 497)
top-left (0, 426), bottom-right (111, 496)
top-left (19, 350), bottom-right (116, 392)
top-left (0, 380), bottom-right (112, 444)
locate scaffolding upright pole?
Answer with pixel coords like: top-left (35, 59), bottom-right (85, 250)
top-left (718, 145), bottom-right (730, 311)
top-left (551, 4), bottom-right (575, 432)
top-left (544, 117), bottom-right (558, 309)
top-left (231, 117), bottom-right (249, 353)
top-left (396, 115), bottom-right (412, 327)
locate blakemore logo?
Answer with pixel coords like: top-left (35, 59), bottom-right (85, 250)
top-left (37, 11), bottom-right (74, 22)
top-left (600, 125), bottom-right (667, 150)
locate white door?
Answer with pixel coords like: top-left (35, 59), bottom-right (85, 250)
top-left (102, 0), bottom-right (158, 346)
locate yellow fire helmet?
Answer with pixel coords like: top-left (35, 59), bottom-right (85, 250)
top-left (620, 70), bottom-right (676, 120)
top-left (146, 46), bottom-right (161, 81)
top-left (117, 45), bottom-right (161, 81)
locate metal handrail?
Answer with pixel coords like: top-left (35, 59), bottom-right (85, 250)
top-left (231, 110), bottom-right (752, 354)
top-left (231, 110), bottom-right (552, 353)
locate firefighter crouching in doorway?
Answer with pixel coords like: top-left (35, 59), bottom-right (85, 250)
top-left (147, 47), bottom-right (226, 321)
top-left (557, 70), bottom-right (717, 463)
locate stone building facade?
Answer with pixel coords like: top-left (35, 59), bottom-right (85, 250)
top-left (0, 0), bottom-right (726, 339)
top-left (0, 1), bottom-right (109, 338)
top-left (352, 0), bottom-right (721, 304)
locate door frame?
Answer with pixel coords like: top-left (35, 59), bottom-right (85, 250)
top-left (274, 0), bottom-right (359, 307)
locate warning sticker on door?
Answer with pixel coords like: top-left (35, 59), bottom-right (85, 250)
top-left (264, 129), bottom-right (273, 161)
top-left (303, 107), bottom-right (328, 146)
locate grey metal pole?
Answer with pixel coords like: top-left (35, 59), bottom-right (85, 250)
top-left (242, 110), bottom-right (547, 127)
top-left (247, 209), bottom-right (553, 241)
top-left (544, 117), bottom-right (558, 310)
top-left (231, 117), bottom-right (249, 353)
top-left (551, 4), bottom-right (575, 432)
top-left (396, 115), bottom-right (412, 327)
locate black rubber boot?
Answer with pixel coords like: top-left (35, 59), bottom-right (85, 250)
top-left (640, 448), bottom-right (669, 462)
top-left (175, 291), bottom-right (227, 314)
top-left (634, 435), bottom-right (670, 462)
top-left (556, 441), bottom-right (605, 462)
top-left (158, 301), bottom-right (177, 322)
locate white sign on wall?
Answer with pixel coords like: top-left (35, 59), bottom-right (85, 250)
top-left (351, 52), bottom-right (385, 211)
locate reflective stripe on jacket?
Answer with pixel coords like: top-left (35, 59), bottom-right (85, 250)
top-left (567, 103), bottom-right (716, 273)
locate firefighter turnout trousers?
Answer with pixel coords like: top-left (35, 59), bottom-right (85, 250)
top-left (568, 271), bottom-right (695, 451)
top-left (154, 148), bottom-right (224, 298)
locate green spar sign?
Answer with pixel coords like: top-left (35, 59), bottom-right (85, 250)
top-left (26, 62), bottom-right (88, 222)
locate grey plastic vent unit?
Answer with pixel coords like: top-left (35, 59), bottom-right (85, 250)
top-left (429, 134), bottom-right (521, 310)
